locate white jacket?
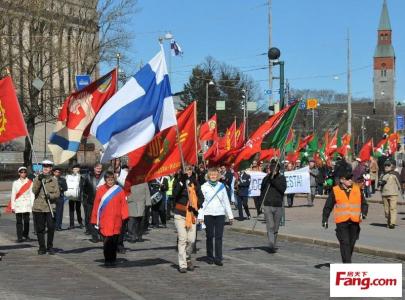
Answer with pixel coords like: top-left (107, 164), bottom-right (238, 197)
top-left (198, 182), bottom-right (234, 220)
top-left (11, 178), bottom-right (34, 213)
top-left (65, 174), bottom-right (81, 199)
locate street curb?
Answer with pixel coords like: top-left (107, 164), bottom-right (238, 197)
top-left (230, 227), bottom-right (405, 261)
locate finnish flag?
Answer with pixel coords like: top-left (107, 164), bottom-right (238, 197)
top-left (90, 48), bottom-right (177, 162)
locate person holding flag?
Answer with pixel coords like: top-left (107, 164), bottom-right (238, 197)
top-left (32, 160), bottom-right (60, 255)
top-left (173, 165), bottom-right (203, 273)
top-left (11, 167), bottom-right (35, 243)
top-left (91, 171), bottom-right (129, 267)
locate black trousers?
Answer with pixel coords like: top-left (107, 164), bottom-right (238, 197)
top-left (128, 217), bottom-right (144, 240)
top-left (336, 221), bottom-right (360, 263)
top-left (103, 235), bottom-right (119, 263)
top-left (118, 220), bottom-right (127, 249)
top-left (69, 200), bottom-right (82, 226)
top-left (55, 196), bottom-right (64, 229)
top-left (33, 212), bottom-right (55, 251)
top-left (286, 194), bottom-right (295, 207)
top-left (16, 212), bottom-right (30, 239)
top-left (253, 196), bottom-right (263, 216)
top-left (237, 196), bottom-right (250, 218)
top-left (151, 200), bottom-right (166, 226)
top-left (144, 205), bottom-right (151, 230)
top-left (204, 215), bottom-right (225, 261)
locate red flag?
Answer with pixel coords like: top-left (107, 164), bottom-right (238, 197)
top-left (126, 102), bottom-right (197, 186)
top-left (259, 148), bottom-right (279, 161)
top-left (0, 76), bottom-right (28, 143)
top-left (48, 69), bottom-right (117, 164)
top-left (359, 139), bottom-right (373, 162)
top-left (326, 129), bottom-right (338, 155)
top-left (297, 134), bottom-right (314, 152)
top-left (234, 102), bottom-right (298, 171)
top-left (285, 150), bottom-right (300, 163)
top-left (199, 114), bottom-right (217, 141)
top-left (388, 133), bottom-right (399, 154)
top-left (236, 122), bottom-right (245, 147)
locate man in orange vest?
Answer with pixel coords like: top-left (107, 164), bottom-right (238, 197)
top-left (322, 168), bottom-right (368, 263)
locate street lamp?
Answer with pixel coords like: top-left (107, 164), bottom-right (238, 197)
top-left (205, 80), bottom-right (215, 122)
top-left (267, 47), bottom-right (285, 111)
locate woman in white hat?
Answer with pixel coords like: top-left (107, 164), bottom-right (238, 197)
top-left (11, 166), bottom-right (35, 242)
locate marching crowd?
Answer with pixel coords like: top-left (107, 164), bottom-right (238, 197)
top-left (4, 150), bottom-right (402, 268)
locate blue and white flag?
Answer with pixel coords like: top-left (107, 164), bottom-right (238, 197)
top-left (90, 48), bottom-right (177, 162)
top-left (170, 39), bottom-right (183, 56)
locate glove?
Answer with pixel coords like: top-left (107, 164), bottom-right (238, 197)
top-left (361, 214), bottom-right (367, 220)
top-left (322, 222), bottom-right (328, 229)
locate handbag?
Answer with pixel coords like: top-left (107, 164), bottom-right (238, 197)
top-left (151, 191), bottom-right (163, 205)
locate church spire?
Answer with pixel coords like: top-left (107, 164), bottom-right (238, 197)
top-left (378, 0), bottom-right (391, 31)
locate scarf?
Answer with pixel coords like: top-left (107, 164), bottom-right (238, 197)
top-left (185, 183), bottom-right (199, 229)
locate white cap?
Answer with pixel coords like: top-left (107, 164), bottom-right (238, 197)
top-left (355, 158), bottom-right (361, 162)
top-left (18, 166), bottom-right (27, 172)
top-left (41, 160), bottom-right (54, 165)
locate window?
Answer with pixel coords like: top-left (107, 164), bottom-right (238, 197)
top-left (381, 63), bottom-right (387, 77)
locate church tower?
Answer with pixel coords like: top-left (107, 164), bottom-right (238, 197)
top-left (373, 0), bottom-right (395, 125)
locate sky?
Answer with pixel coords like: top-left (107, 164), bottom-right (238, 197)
top-left (113, 0), bottom-right (405, 104)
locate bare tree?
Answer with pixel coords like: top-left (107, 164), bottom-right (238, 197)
top-left (0, 0), bottom-right (138, 165)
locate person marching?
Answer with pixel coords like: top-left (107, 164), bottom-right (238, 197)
top-left (83, 163), bottom-right (104, 242)
top-left (11, 166), bottom-right (35, 243)
top-left (236, 170), bottom-right (251, 220)
top-left (322, 166), bottom-right (368, 263)
top-left (198, 167), bottom-right (234, 266)
top-left (53, 167), bottom-right (67, 231)
top-left (91, 171), bottom-right (129, 267)
top-left (173, 165), bottom-right (203, 273)
top-left (32, 160), bottom-right (60, 255)
top-left (379, 159), bottom-right (402, 229)
top-left (127, 182), bottom-right (150, 243)
top-left (65, 164), bottom-right (84, 229)
top-left (260, 159), bottom-right (287, 253)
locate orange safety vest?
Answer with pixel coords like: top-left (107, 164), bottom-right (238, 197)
top-left (333, 184), bottom-right (362, 224)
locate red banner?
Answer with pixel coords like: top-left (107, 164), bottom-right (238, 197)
top-left (0, 76), bottom-right (28, 143)
top-left (126, 102), bottom-right (197, 186)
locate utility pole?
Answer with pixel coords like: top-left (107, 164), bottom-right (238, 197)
top-left (347, 29), bottom-right (352, 137)
top-left (268, 0), bottom-right (273, 113)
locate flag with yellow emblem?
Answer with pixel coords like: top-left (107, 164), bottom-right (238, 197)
top-left (126, 102), bottom-right (197, 186)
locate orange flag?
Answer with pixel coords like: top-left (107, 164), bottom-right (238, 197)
top-left (0, 76), bottom-right (28, 143)
top-left (126, 102), bottom-right (197, 186)
top-left (199, 114), bottom-right (217, 141)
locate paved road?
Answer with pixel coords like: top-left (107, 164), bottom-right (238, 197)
top-left (0, 215), bottom-right (403, 300)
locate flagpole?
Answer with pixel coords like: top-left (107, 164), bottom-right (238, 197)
top-left (193, 102), bottom-right (199, 166)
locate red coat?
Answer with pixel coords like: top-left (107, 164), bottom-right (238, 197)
top-left (91, 184), bottom-right (129, 237)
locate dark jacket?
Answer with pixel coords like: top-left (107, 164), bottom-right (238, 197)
top-left (148, 178), bottom-right (169, 195)
top-left (172, 173), bottom-right (203, 217)
top-left (322, 184), bottom-right (368, 224)
top-left (82, 172), bottom-right (104, 205)
top-left (260, 172), bottom-right (287, 207)
top-left (57, 177), bottom-right (68, 196)
top-left (237, 171), bottom-right (251, 197)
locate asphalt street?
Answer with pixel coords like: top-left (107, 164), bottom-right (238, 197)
top-left (0, 215), bottom-right (403, 300)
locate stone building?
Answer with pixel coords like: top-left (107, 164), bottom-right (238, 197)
top-left (0, 0), bottom-right (100, 164)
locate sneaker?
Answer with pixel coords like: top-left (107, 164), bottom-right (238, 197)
top-left (117, 247), bottom-right (126, 254)
top-left (79, 224), bottom-right (84, 229)
top-left (247, 216), bottom-right (251, 220)
top-left (207, 257), bottom-right (214, 265)
top-left (214, 259), bottom-right (223, 266)
top-left (68, 225), bottom-right (74, 230)
top-left (178, 268), bottom-right (187, 273)
top-left (24, 237), bottom-right (34, 242)
top-left (38, 250), bottom-right (46, 255)
top-left (389, 224), bottom-right (396, 229)
top-left (187, 261), bottom-right (195, 271)
top-left (16, 238), bottom-right (23, 243)
top-left (47, 248), bottom-right (55, 255)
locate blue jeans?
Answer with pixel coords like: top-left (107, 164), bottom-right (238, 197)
top-left (55, 196), bottom-right (65, 229)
